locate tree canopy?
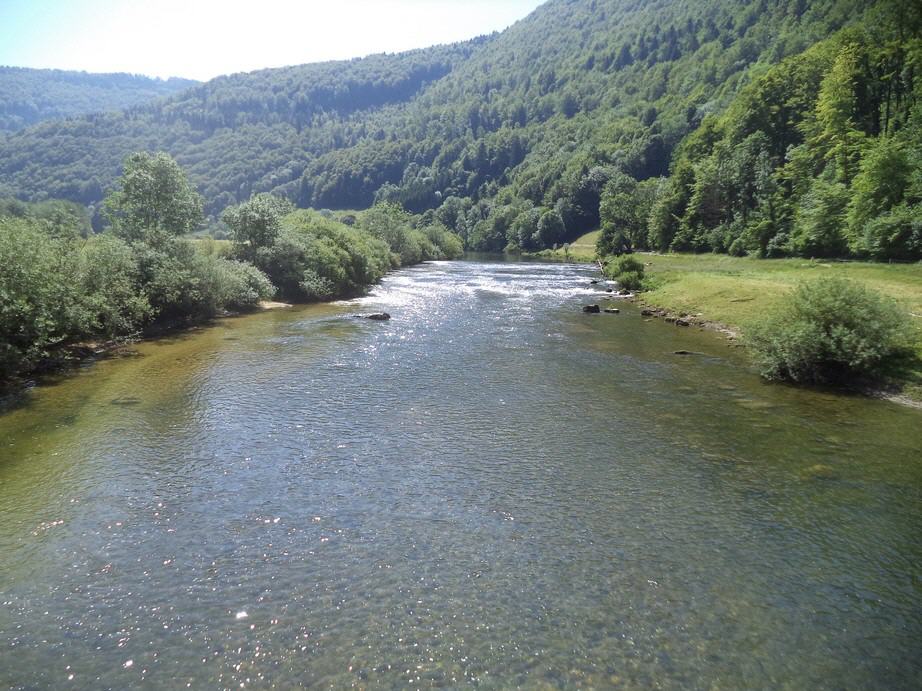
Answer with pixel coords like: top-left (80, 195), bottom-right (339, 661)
top-left (1, 0), bottom-right (919, 260)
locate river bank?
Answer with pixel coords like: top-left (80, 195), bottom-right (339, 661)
top-left (3, 258), bottom-right (921, 689)
top-left (536, 235), bottom-right (922, 403)
top-left (2, 297), bottom-right (345, 401)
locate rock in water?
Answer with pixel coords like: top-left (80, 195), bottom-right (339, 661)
top-left (365, 313), bottom-right (391, 321)
top-left (604, 308), bottom-right (620, 314)
top-left (800, 464), bottom-right (837, 481)
top-left (583, 305), bottom-right (601, 313)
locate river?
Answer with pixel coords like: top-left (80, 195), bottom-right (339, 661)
top-left (1, 258), bottom-right (920, 688)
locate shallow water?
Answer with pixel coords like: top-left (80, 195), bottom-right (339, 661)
top-left (1, 258), bottom-right (921, 689)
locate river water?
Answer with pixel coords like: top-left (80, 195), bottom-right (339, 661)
top-left (1, 258), bottom-right (920, 689)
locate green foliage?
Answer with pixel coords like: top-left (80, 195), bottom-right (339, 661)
top-left (0, 218), bottom-right (81, 378)
top-left (598, 175), bottom-right (667, 255)
top-left (858, 205), bottom-right (922, 260)
top-left (846, 137), bottom-right (916, 255)
top-left (77, 234), bottom-right (152, 337)
top-left (747, 276), bottom-right (912, 383)
top-left (243, 210), bottom-right (393, 301)
top-left (1, 0), bottom-right (918, 263)
top-left (606, 255), bottom-right (646, 291)
top-left (0, 197), bottom-right (92, 238)
top-left (0, 152), bottom-right (278, 383)
top-left (223, 193), bottom-right (294, 257)
top-left (104, 152), bottom-right (204, 240)
top-left (132, 238), bottom-right (274, 321)
top-left (357, 202), bottom-right (463, 264)
top-left (0, 0), bottom-right (885, 258)
top-left (790, 179), bottom-right (850, 257)
top-left (0, 67), bottom-right (196, 135)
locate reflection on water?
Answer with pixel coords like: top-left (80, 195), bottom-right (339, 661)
top-left (1, 259), bottom-right (921, 688)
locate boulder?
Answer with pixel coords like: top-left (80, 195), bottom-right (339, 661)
top-left (641, 309), bottom-right (656, 316)
top-left (583, 305), bottom-right (601, 313)
top-left (365, 313), bottom-right (392, 321)
top-left (675, 319), bottom-right (691, 327)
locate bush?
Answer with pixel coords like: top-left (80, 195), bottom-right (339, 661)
top-left (614, 270), bottom-right (645, 291)
top-left (246, 210), bottom-right (393, 302)
top-left (858, 204), bottom-right (922, 261)
top-left (747, 276), bottom-right (912, 384)
top-left (607, 255), bottom-right (646, 291)
top-left (77, 234), bottom-right (152, 337)
top-left (134, 238), bottom-right (274, 321)
top-left (0, 219), bottom-right (81, 378)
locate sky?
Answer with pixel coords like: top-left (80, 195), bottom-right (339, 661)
top-left (0, 0), bottom-right (545, 81)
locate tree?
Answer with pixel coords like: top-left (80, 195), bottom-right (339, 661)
top-left (536, 209), bottom-right (566, 248)
top-left (846, 137), bottom-right (911, 252)
top-left (223, 193), bottom-right (294, 258)
top-left (790, 179), bottom-right (849, 257)
top-left (104, 152), bottom-right (204, 241)
top-left (812, 43), bottom-right (866, 184)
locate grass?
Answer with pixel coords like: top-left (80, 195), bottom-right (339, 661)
top-left (529, 230), bottom-right (600, 262)
top-left (639, 254), bottom-right (922, 402)
top-left (541, 232), bottom-right (922, 401)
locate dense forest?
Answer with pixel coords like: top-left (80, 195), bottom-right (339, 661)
top-left (0, 67), bottom-right (197, 134)
top-left (0, 0), bottom-right (920, 260)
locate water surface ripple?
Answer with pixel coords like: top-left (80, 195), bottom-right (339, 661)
top-left (1, 259), bottom-right (921, 689)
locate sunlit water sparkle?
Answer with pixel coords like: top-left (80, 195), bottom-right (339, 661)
top-left (1, 258), bottom-right (921, 689)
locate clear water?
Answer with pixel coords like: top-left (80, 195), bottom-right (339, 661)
top-left (1, 259), bottom-right (920, 689)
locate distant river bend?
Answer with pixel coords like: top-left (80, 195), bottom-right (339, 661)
top-left (1, 257), bottom-right (921, 688)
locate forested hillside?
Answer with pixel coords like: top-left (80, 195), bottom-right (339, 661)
top-left (1, 0), bottom-right (919, 259)
top-left (0, 67), bottom-right (197, 134)
top-left (0, 42), bottom-right (485, 217)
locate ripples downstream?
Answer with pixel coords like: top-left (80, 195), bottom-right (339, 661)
top-left (1, 258), bottom-right (921, 688)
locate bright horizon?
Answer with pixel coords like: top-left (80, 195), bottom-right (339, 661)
top-left (0, 0), bottom-right (545, 82)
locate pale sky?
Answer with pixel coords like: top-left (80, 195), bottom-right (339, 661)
top-left (0, 0), bottom-right (545, 81)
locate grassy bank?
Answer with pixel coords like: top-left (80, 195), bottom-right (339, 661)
top-left (640, 254), bottom-right (922, 402)
top-left (542, 232), bottom-right (922, 401)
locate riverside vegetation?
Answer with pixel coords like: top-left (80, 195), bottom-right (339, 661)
top-left (0, 152), bottom-right (462, 385)
top-left (0, 0), bottom-right (919, 261)
top-left (2, 0), bottom-right (921, 393)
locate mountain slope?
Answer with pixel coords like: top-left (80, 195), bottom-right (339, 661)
top-left (2, 0), bottom-right (910, 259)
top-left (0, 67), bottom-right (198, 134)
top-left (0, 41), bottom-right (486, 214)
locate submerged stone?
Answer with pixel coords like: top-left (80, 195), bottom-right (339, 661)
top-left (800, 464), bottom-right (838, 481)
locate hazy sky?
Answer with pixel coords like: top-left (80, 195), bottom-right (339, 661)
top-left (0, 0), bottom-right (545, 81)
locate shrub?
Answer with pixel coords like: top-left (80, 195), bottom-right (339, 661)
top-left (607, 255), bottom-right (646, 291)
top-left (614, 271), bottom-right (645, 291)
top-left (857, 204), bottom-right (922, 261)
top-left (134, 238), bottom-right (273, 321)
top-left (0, 219), bottom-right (81, 378)
top-left (246, 210), bottom-right (392, 302)
top-left (747, 276), bottom-right (913, 384)
top-left (77, 234), bottom-right (152, 337)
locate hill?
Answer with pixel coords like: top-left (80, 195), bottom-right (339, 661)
top-left (0, 0), bottom-right (918, 259)
top-left (0, 67), bottom-right (198, 134)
